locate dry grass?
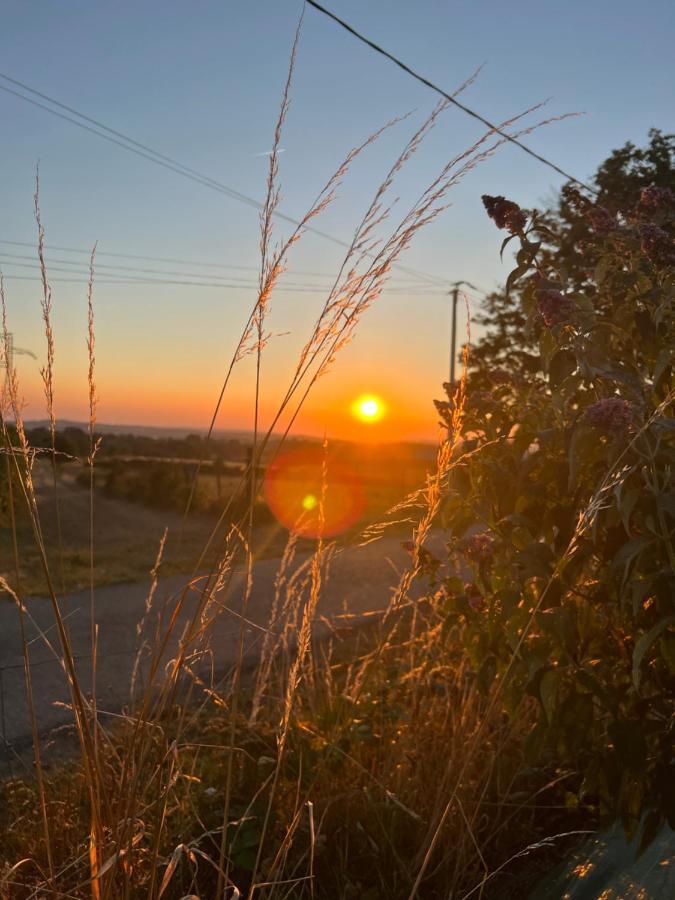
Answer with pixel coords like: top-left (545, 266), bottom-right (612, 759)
top-left (0, 23), bottom-right (585, 900)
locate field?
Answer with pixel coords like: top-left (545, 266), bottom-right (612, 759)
top-left (0, 459), bottom-right (217, 595)
top-left (0, 445), bottom-right (433, 597)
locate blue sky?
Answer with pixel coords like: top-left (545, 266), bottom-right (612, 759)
top-left (1, 0), bottom-right (673, 438)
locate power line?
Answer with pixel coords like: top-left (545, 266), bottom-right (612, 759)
top-left (0, 238), bottom-right (329, 276)
top-left (0, 263), bottom-right (448, 295)
top-left (0, 73), bottom-right (449, 287)
top-left (0, 248), bottom-right (442, 291)
top-left (0, 239), bottom-right (427, 284)
top-left (0, 250), bottom-right (353, 289)
top-left (304, 0), bottom-right (596, 194)
top-left (0, 259), bottom-right (333, 291)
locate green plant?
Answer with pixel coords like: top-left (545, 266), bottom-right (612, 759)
top-left (467, 129), bottom-right (674, 388)
top-left (434, 171), bottom-right (674, 849)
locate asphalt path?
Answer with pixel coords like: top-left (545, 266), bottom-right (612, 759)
top-left (0, 534), bottom-right (442, 763)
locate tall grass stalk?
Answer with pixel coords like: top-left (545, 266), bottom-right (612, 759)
top-left (219, 17), bottom-right (304, 895)
top-left (0, 295), bottom-right (54, 886)
top-left (248, 440), bottom-right (330, 896)
top-left (85, 244), bottom-right (101, 772)
top-left (34, 172), bottom-right (68, 600)
top-left (2, 267), bottom-right (109, 897)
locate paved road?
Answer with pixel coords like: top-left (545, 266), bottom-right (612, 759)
top-left (530, 822), bottom-right (675, 899)
top-left (0, 534), bottom-right (441, 761)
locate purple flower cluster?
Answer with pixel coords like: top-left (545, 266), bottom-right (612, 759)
top-left (464, 583), bottom-right (485, 611)
top-left (536, 288), bottom-right (576, 327)
top-left (469, 390), bottom-right (493, 405)
top-left (587, 205), bottom-right (617, 236)
top-left (489, 370), bottom-right (513, 385)
top-left (640, 224), bottom-right (675, 266)
top-left (561, 184), bottom-right (587, 213)
top-left (401, 541), bottom-right (440, 568)
top-left (638, 185), bottom-right (675, 213)
top-left (460, 531), bottom-right (495, 563)
top-left (481, 195), bottom-right (527, 234)
top-left (585, 398), bottom-right (633, 434)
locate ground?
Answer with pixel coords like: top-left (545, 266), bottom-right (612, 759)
top-left (0, 454), bottom-right (426, 595)
top-left (0, 529), bottom-right (428, 760)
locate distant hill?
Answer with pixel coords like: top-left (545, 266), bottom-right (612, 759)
top-left (23, 419), bottom-right (261, 443)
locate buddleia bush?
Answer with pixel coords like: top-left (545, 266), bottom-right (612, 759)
top-left (435, 163), bottom-right (674, 849)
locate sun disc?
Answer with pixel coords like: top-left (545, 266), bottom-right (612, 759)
top-left (352, 394), bottom-right (385, 423)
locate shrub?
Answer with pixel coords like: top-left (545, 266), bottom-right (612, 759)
top-left (435, 172), bottom-right (674, 848)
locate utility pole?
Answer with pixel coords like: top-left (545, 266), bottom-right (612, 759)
top-left (447, 281), bottom-right (477, 439)
top-left (448, 281), bottom-right (478, 389)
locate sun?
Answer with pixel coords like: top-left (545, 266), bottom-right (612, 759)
top-left (352, 394), bottom-right (385, 423)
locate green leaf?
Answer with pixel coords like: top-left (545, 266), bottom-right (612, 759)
top-left (549, 349), bottom-right (577, 389)
top-left (511, 525), bottom-right (533, 550)
top-left (594, 255), bottom-right (613, 284)
top-left (656, 492), bottom-right (675, 521)
top-left (539, 667), bottom-right (561, 723)
top-left (232, 847), bottom-right (257, 871)
top-left (608, 720), bottom-right (647, 771)
top-left (652, 417), bottom-right (675, 435)
top-left (538, 327), bottom-right (556, 365)
top-left (653, 347), bottom-right (675, 387)
top-left (634, 308), bottom-right (655, 340)
top-left (541, 605), bottom-right (577, 648)
top-left (632, 616), bottom-right (675, 689)
top-left (619, 487), bottom-right (640, 533)
top-left (506, 262), bottom-right (530, 294)
top-left (477, 656), bottom-right (497, 695)
top-left (611, 535), bottom-right (653, 581)
top-left (576, 668), bottom-right (616, 714)
top-left (524, 720), bottom-right (547, 764)
top-left (516, 541), bottom-right (555, 579)
top-left (500, 233), bottom-right (516, 261)
top-left (661, 633), bottom-right (675, 675)
top-left (568, 425), bottom-right (599, 489)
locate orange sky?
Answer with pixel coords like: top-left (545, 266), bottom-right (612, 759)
top-left (2, 0), bottom-right (671, 448)
top-left (9, 276), bottom-right (453, 445)
top-left (15, 352), bottom-right (445, 445)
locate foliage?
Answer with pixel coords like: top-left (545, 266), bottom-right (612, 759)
top-left (23, 424), bottom-right (248, 464)
top-left (467, 129), bottom-right (674, 388)
top-left (435, 147), bottom-right (675, 847)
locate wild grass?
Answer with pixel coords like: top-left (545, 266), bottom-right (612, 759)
top-left (0, 20), bottom-right (586, 900)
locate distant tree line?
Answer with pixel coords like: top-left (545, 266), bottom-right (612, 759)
top-left (18, 425), bottom-right (248, 464)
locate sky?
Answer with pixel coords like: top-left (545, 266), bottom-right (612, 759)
top-left (1, 0), bottom-right (673, 442)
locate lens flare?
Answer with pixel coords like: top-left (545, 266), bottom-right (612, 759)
top-left (352, 394), bottom-right (385, 423)
top-left (264, 448), bottom-right (365, 538)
